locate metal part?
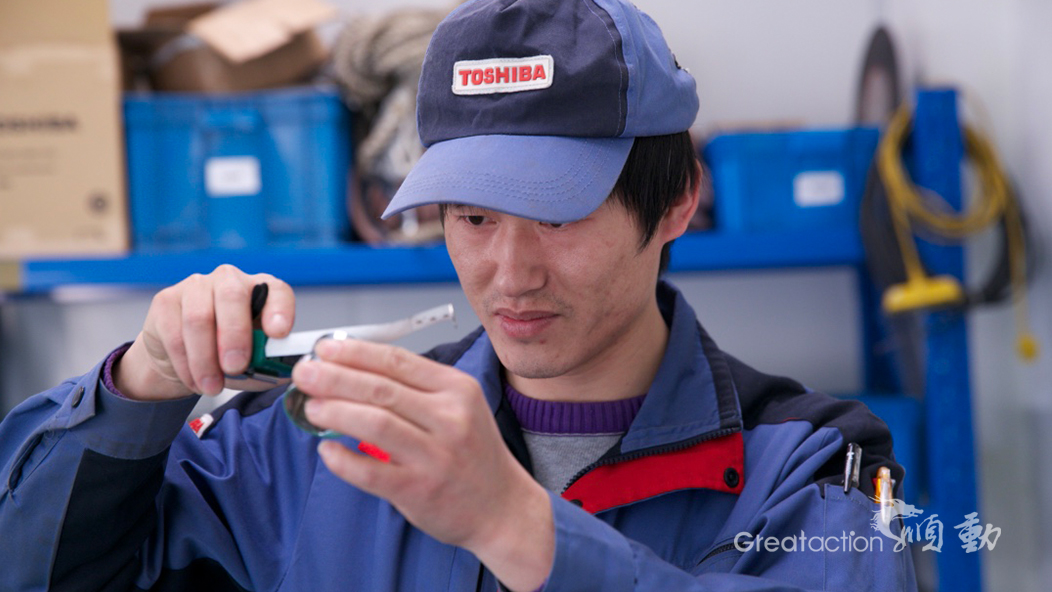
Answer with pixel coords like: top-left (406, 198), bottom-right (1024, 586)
top-left (264, 303), bottom-right (455, 357)
top-left (281, 306), bottom-right (456, 437)
top-left (843, 442), bottom-right (862, 494)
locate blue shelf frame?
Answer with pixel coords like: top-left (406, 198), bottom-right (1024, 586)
top-left (910, 89), bottom-right (981, 592)
top-left (6, 227), bottom-right (864, 294)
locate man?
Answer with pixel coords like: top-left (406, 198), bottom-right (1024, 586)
top-left (0, 0), bottom-right (917, 590)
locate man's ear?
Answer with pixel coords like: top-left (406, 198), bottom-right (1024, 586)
top-left (658, 158), bottom-right (702, 243)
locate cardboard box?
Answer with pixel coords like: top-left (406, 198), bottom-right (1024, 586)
top-left (0, 0), bottom-right (129, 259)
top-left (116, 3), bottom-right (216, 91)
top-left (119, 0), bottom-right (336, 93)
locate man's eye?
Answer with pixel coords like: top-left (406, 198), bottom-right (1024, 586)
top-left (465, 215), bottom-right (486, 226)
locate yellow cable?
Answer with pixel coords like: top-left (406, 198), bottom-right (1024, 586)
top-left (879, 108), bottom-right (934, 286)
top-left (877, 103), bottom-right (1038, 362)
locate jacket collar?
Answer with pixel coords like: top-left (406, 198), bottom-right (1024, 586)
top-left (621, 280), bottom-right (743, 452)
top-left (452, 280), bottom-right (743, 451)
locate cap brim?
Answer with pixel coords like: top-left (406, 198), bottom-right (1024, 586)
top-left (382, 134), bottom-right (634, 224)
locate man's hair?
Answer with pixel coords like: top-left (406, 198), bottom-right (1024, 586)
top-left (438, 130), bottom-right (700, 274)
top-left (612, 130), bottom-right (700, 274)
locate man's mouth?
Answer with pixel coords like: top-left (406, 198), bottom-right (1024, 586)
top-left (493, 309), bottom-right (558, 339)
top-left (494, 309), bottom-right (556, 321)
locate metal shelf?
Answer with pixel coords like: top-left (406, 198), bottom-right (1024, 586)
top-left (4, 227), bottom-right (864, 294)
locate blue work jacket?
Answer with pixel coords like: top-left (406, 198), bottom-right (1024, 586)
top-left (0, 281), bottom-right (916, 591)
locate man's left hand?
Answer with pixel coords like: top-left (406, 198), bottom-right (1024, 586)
top-left (293, 337), bottom-right (554, 592)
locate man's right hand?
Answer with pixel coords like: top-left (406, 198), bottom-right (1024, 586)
top-left (113, 265), bottom-right (296, 402)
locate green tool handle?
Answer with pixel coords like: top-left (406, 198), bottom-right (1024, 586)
top-left (249, 330), bottom-right (295, 377)
top-left (247, 283), bottom-right (294, 377)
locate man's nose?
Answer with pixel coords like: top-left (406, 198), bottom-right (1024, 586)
top-left (492, 222), bottom-right (547, 297)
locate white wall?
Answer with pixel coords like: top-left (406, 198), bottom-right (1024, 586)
top-left (3, 0), bottom-right (1048, 589)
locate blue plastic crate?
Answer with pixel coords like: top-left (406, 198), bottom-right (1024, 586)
top-left (124, 86), bottom-right (351, 251)
top-left (702, 127), bottom-right (879, 233)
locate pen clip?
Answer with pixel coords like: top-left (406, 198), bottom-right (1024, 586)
top-left (843, 442), bottom-right (862, 494)
top-left (876, 466), bottom-right (893, 526)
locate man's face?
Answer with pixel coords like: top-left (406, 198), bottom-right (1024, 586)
top-left (444, 200), bottom-right (665, 382)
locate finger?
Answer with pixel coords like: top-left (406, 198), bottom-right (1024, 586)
top-left (251, 273), bottom-right (295, 338)
top-left (304, 398), bottom-right (429, 463)
top-left (180, 274), bottom-right (223, 395)
top-left (292, 358), bottom-right (436, 430)
top-left (316, 439), bottom-right (400, 499)
top-left (211, 266), bottom-right (254, 375)
top-left (149, 287), bottom-right (196, 390)
top-left (313, 338), bottom-right (462, 393)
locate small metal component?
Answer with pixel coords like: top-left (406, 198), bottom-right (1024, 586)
top-left (843, 442), bottom-right (862, 494)
top-left (282, 330), bottom-right (347, 438)
top-left (263, 304), bottom-right (456, 358)
top-left (227, 303), bottom-right (456, 393)
top-left (281, 307), bottom-right (456, 437)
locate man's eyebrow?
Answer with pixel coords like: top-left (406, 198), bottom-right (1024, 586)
top-left (446, 204), bottom-right (486, 214)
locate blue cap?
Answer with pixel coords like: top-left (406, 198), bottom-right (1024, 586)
top-left (382, 0), bottom-right (699, 224)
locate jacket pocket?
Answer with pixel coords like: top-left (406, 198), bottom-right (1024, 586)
top-left (6, 432), bottom-right (47, 491)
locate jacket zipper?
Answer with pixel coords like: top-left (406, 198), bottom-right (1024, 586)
top-left (697, 541), bottom-right (739, 566)
top-left (561, 426), bottom-right (740, 495)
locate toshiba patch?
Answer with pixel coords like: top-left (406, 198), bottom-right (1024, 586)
top-left (452, 55), bottom-right (553, 95)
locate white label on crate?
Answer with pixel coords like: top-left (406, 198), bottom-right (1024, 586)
top-left (793, 171), bottom-right (844, 207)
top-left (205, 157), bottom-right (261, 197)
